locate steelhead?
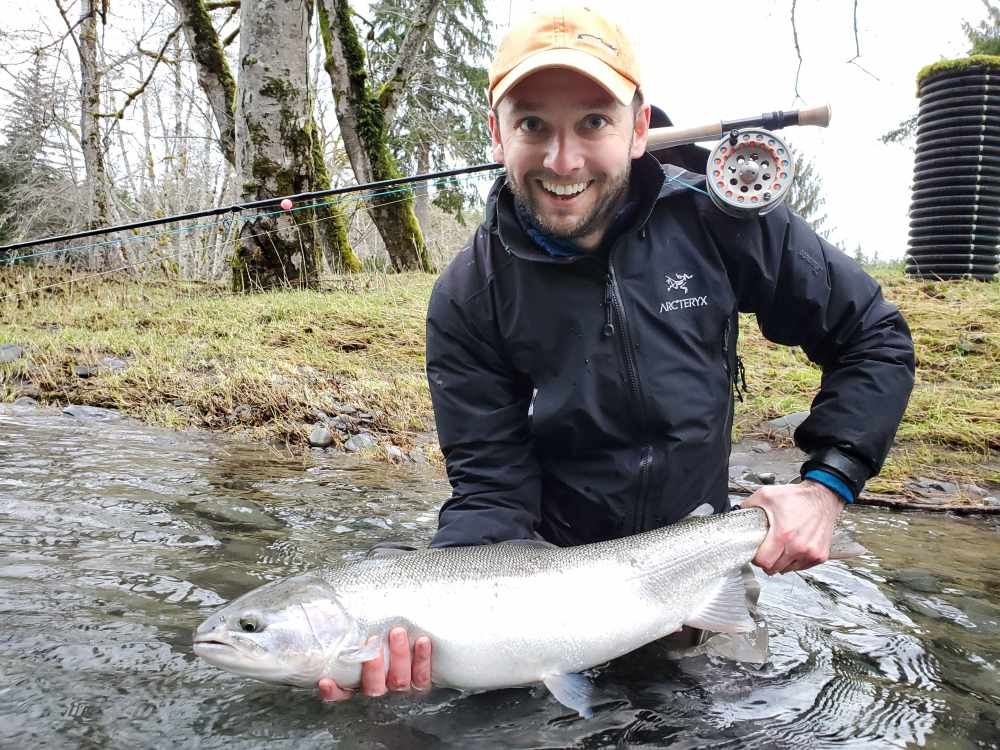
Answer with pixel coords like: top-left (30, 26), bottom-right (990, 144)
top-left (193, 507), bottom-right (857, 717)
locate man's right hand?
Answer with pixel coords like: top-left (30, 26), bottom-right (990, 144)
top-left (317, 627), bottom-right (432, 701)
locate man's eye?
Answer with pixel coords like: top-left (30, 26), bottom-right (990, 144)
top-left (582, 115), bottom-right (609, 130)
top-left (518, 117), bottom-right (543, 133)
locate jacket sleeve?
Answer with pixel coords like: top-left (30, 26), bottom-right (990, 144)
top-left (425, 267), bottom-right (542, 547)
top-left (706, 204), bottom-right (916, 497)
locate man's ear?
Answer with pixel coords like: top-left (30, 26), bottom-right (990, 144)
top-left (630, 103), bottom-right (651, 159)
top-left (489, 109), bottom-right (505, 164)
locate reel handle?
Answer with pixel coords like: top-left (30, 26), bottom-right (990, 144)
top-left (797, 104), bottom-right (832, 128)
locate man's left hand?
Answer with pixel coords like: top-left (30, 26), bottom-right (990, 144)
top-left (741, 480), bottom-right (845, 575)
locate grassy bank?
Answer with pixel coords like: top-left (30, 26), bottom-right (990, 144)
top-left (1, 265), bottom-right (997, 493)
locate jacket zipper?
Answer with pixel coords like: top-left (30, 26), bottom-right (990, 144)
top-left (604, 258), bottom-right (653, 534)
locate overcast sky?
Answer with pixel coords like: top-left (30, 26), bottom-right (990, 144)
top-left (491, 0), bottom-right (990, 260)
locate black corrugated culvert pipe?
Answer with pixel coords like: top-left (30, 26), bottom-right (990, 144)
top-left (906, 56), bottom-right (1000, 280)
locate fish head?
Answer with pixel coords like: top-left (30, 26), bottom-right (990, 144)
top-left (193, 573), bottom-right (371, 687)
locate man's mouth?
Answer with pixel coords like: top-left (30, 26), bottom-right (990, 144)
top-left (539, 179), bottom-right (593, 200)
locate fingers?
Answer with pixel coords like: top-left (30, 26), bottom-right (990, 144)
top-left (319, 629), bottom-right (432, 702)
top-left (360, 636), bottom-right (388, 697)
top-left (411, 636), bottom-right (432, 691)
top-left (385, 627), bottom-right (412, 691)
top-left (317, 678), bottom-right (355, 702)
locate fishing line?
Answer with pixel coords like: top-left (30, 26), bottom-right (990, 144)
top-left (0, 187), bottom-right (447, 303)
top-left (2, 169), bottom-right (504, 265)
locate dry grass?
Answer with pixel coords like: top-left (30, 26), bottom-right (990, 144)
top-left (1, 263), bottom-right (998, 491)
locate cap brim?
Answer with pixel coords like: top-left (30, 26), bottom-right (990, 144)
top-left (491, 48), bottom-right (637, 108)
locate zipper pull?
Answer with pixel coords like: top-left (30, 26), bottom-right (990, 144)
top-left (603, 276), bottom-right (615, 337)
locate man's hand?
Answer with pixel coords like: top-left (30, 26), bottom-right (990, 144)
top-left (317, 627), bottom-right (432, 701)
top-left (741, 480), bottom-right (845, 575)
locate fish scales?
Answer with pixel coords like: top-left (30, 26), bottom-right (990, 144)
top-left (194, 508), bottom-right (772, 712)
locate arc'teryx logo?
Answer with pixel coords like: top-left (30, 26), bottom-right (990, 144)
top-left (664, 273), bottom-right (694, 295)
top-left (660, 272), bottom-right (709, 314)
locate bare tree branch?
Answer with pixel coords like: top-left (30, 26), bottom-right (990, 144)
top-left (99, 23), bottom-right (183, 120)
top-left (845, 0), bottom-right (880, 81)
top-left (790, 0), bottom-right (803, 103)
top-left (378, 0), bottom-right (442, 124)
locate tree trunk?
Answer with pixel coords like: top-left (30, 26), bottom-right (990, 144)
top-left (318, 0), bottom-right (437, 272)
top-left (311, 117), bottom-right (361, 273)
top-left (172, 0), bottom-right (238, 166)
top-left (413, 138), bottom-right (431, 235)
top-left (78, 0), bottom-right (111, 266)
top-left (232, 0), bottom-right (323, 291)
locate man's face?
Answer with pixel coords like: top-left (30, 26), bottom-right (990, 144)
top-left (489, 68), bottom-right (650, 250)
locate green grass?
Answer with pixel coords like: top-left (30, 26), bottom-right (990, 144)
top-left (1, 264), bottom-right (998, 492)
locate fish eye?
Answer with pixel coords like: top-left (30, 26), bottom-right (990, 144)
top-left (238, 616), bottom-right (263, 633)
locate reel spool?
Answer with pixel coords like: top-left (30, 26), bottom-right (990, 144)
top-left (707, 129), bottom-right (794, 218)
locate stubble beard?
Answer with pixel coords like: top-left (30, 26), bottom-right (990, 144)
top-left (508, 155), bottom-right (632, 244)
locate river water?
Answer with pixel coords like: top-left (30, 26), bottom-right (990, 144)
top-left (1, 405), bottom-right (998, 749)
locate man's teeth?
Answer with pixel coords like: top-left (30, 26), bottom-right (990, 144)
top-left (541, 180), bottom-right (590, 196)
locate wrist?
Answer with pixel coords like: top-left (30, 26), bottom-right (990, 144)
top-left (803, 470), bottom-right (853, 504)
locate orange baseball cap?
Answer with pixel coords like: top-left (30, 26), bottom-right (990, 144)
top-left (488, 5), bottom-right (641, 108)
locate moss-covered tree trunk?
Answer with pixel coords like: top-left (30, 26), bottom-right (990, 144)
top-left (78, 0), bottom-right (112, 266)
top-left (232, 0), bottom-right (323, 291)
top-left (175, 0), bottom-right (358, 277)
top-left (173, 0), bottom-right (238, 166)
top-left (319, 0), bottom-right (438, 272)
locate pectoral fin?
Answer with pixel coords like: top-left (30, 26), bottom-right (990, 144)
top-left (542, 673), bottom-right (593, 719)
top-left (338, 634), bottom-right (383, 664)
top-left (685, 570), bottom-right (755, 633)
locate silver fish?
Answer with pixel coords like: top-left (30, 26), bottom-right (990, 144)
top-left (193, 507), bottom-right (857, 717)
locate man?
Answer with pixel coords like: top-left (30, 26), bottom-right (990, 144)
top-left (319, 4), bottom-right (915, 701)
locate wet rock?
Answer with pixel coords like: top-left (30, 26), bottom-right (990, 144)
top-left (728, 464), bottom-right (751, 481)
top-left (13, 396), bottom-right (38, 408)
top-left (961, 484), bottom-right (987, 498)
top-left (984, 496), bottom-right (1000, 507)
top-left (910, 477), bottom-right (960, 494)
top-left (0, 344), bottom-right (24, 363)
top-left (345, 433), bottom-right (377, 453)
top-left (332, 524), bottom-right (354, 533)
top-left (308, 424), bottom-right (335, 448)
top-left (386, 445), bottom-right (407, 463)
top-left (62, 404), bottom-right (122, 421)
top-left (100, 356), bottom-right (128, 372)
top-left (16, 383), bottom-right (41, 399)
top-left (764, 411), bottom-right (809, 436)
top-left (757, 472), bottom-right (777, 485)
top-left (73, 365), bottom-right (99, 378)
top-left (189, 498), bottom-right (285, 531)
top-left (360, 516), bottom-right (393, 530)
top-left (750, 441), bottom-right (773, 454)
top-left (891, 567), bottom-right (942, 594)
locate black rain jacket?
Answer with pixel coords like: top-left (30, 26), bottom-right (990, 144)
top-left (426, 153), bottom-right (915, 548)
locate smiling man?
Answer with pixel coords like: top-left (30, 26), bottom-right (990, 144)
top-left (319, 4), bottom-right (915, 701)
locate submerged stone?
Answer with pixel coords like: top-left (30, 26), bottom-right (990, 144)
top-left (0, 344), bottom-right (24, 363)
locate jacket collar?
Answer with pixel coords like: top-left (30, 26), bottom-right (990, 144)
top-left (486, 152), bottom-right (671, 263)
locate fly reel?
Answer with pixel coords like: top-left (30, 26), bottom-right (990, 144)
top-left (707, 129), bottom-right (793, 218)
top-left (645, 104), bottom-right (831, 219)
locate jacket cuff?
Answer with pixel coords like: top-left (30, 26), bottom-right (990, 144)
top-left (803, 469), bottom-right (854, 503)
top-left (800, 447), bottom-right (869, 499)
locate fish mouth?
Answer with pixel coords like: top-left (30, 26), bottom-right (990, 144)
top-left (193, 638), bottom-right (235, 654)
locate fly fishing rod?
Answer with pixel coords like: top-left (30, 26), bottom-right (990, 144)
top-left (0, 105), bottom-right (831, 255)
top-left (646, 103), bottom-right (832, 217)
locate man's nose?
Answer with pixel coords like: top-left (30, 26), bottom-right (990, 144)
top-left (542, 133), bottom-right (585, 175)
